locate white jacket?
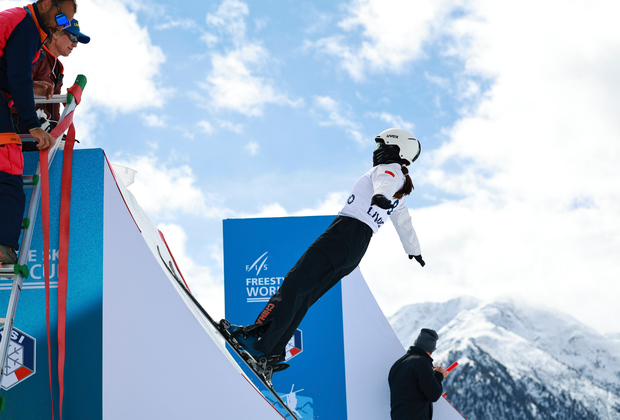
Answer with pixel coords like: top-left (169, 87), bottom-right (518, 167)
top-left (338, 163), bottom-right (422, 256)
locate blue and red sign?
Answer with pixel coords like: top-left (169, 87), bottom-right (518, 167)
top-left (285, 329), bottom-right (303, 360)
top-left (0, 327), bottom-right (36, 390)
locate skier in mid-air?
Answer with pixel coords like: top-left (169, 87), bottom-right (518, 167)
top-left (228, 128), bottom-right (426, 371)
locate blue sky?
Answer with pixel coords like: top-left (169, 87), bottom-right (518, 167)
top-left (5, 0), bottom-right (619, 334)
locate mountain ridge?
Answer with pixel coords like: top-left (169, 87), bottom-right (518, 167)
top-left (389, 297), bottom-right (620, 420)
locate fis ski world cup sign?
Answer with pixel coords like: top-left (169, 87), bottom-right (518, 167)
top-left (245, 251), bottom-right (285, 304)
top-left (224, 216), bottom-right (347, 419)
top-left (0, 327), bottom-right (36, 390)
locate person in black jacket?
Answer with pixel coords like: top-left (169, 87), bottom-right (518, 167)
top-left (388, 328), bottom-right (448, 420)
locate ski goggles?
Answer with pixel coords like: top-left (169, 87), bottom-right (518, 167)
top-left (52, 0), bottom-right (71, 29)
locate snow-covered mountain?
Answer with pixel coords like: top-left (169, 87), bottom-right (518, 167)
top-left (389, 297), bottom-right (620, 420)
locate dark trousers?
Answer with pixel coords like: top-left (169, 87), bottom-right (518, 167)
top-left (254, 216), bottom-right (372, 357)
top-left (0, 171), bottom-right (25, 249)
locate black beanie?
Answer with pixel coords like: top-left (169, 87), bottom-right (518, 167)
top-left (414, 328), bottom-right (438, 353)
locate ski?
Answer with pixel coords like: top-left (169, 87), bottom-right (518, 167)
top-left (156, 246), bottom-right (299, 420)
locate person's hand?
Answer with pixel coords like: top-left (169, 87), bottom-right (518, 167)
top-left (28, 127), bottom-right (55, 150)
top-left (371, 194), bottom-right (393, 209)
top-left (434, 366), bottom-right (448, 379)
top-left (33, 81), bottom-right (54, 100)
top-left (409, 254), bottom-right (425, 267)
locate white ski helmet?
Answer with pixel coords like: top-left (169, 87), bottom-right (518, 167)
top-left (375, 128), bottom-right (421, 165)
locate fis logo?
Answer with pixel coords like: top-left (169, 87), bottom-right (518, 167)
top-left (245, 251), bottom-right (284, 303)
top-left (246, 252), bottom-right (268, 275)
top-left (0, 327), bottom-right (36, 390)
top-left (285, 329), bottom-right (303, 361)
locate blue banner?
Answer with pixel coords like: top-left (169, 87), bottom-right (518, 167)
top-left (224, 216), bottom-right (348, 420)
top-left (0, 149), bottom-right (104, 419)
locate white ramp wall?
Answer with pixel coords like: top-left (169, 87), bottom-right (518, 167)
top-left (1, 150), bottom-right (287, 419)
top-left (102, 156), bottom-right (286, 419)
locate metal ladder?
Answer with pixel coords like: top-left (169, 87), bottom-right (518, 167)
top-left (0, 87), bottom-right (82, 392)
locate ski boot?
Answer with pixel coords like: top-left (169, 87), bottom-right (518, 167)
top-left (218, 321), bottom-right (289, 380)
top-left (220, 321), bottom-right (266, 359)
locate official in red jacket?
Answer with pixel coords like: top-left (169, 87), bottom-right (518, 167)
top-left (14, 18), bottom-right (89, 138)
top-left (388, 329), bottom-right (449, 420)
top-left (0, 0), bottom-right (76, 264)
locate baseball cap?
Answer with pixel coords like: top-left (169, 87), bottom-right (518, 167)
top-left (64, 19), bottom-right (90, 44)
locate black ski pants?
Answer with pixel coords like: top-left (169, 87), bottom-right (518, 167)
top-left (254, 216), bottom-right (373, 357)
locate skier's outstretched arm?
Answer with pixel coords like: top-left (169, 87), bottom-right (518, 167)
top-left (391, 203), bottom-right (423, 263)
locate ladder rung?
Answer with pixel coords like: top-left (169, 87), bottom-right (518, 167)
top-left (33, 94), bottom-right (67, 104)
top-left (22, 175), bottom-right (39, 188)
top-left (0, 318), bottom-right (5, 326)
top-left (0, 266), bottom-right (16, 279)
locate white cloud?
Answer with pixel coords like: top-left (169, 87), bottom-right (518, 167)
top-left (201, 0), bottom-right (302, 116)
top-left (310, 0), bottom-right (461, 81)
top-left (0, 1), bottom-right (24, 9)
top-left (312, 96), bottom-right (364, 144)
top-left (239, 191), bottom-right (347, 219)
top-left (59, 0), bottom-right (169, 113)
top-left (244, 140), bottom-right (260, 155)
top-left (200, 32), bottom-right (219, 47)
top-left (204, 45), bottom-right (300, 116)
top-left (141, 113), bottom-right (167, 128)
top-left (428, 0), bottom-right (620, 207)
top-left (206, 0), bottom-right (249, 46)
top-left (115, 155), bottom-right (226, 220)
top-left (196, 120), bottom-right (214, 135)
top-left (368, 112), bottom-right (415, 132)
top-left (155, 18), bottom-right (199, 31)
top-left (293, 192), bottom-right (348, 216)
top-left (217, 119), bottom-right (244, 134)
top-left (194, 118), bottom-right (244, 136)
top-left (424, 71), bottom-right (451, 90)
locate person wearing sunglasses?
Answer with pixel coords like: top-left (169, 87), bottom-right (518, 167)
top-left (13, 19), bottom-right (90, 142)
top-left (0, 0), bottom-right (76, 265)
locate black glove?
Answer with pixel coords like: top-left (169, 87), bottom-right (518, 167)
top-left (371, 194), bottom-right (393, 210)
top-left (409, 254), bottom-right (425, 267)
